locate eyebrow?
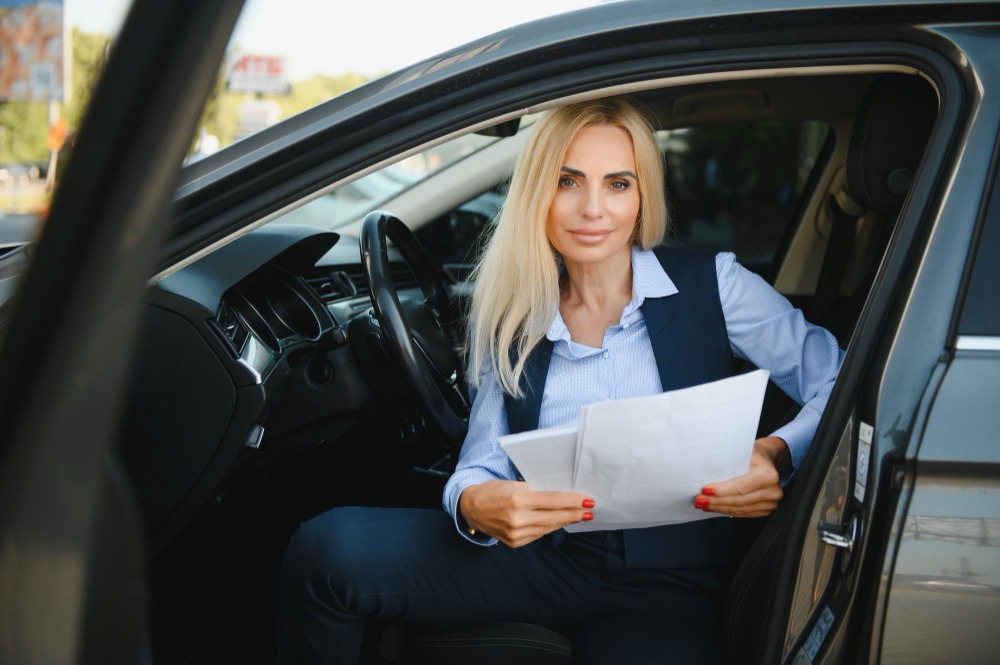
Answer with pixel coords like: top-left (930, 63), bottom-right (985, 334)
top-left (561, 166), bottom-right (637, 180)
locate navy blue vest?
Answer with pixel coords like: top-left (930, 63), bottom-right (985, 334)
top-left (504, 247), bottom-right (738, 569)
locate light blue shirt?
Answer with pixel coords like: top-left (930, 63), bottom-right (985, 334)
top-left (443, 248), bottom-right (844, 544)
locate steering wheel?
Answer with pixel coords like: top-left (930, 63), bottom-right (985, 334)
top-left (360, 210), bottom-right (470, 443)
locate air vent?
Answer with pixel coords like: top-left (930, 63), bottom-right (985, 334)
top-left (215, 301), bottom-right (249, 354)
top-left (303, 269), bottom-right (359, 304)
top-left (316, 263), bottom-right (417, 302)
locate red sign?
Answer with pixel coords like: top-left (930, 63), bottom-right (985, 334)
top-left (226, 54), bottom-right (290, 95)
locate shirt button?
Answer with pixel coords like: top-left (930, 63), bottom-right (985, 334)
top-left (602, 350), bottom-right (609, 359)
top-left (623, 323), bottom-right (630, 329)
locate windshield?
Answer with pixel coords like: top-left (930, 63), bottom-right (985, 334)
top-left (274, 132), bottom-right (500, 230)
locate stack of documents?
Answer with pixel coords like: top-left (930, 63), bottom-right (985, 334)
top-left (499, 369), bottom-right (769, 532)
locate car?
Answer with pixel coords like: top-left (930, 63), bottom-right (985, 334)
top-left (1, 1), bottom-right (999, 664)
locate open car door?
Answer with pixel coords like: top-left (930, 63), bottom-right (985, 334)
top-left (754, 25), bottom-right (1000, 665)
top-left (0, 1), bottom-right (244, 662)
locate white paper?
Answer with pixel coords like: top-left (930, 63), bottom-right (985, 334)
top-left (500, 369), bottom-right (770, 532)
top-left (500, 424), bottom-right (577, 491)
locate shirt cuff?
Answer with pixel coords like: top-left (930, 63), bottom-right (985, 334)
top-left (769, 419), bottom-right (812, 486)
top-left (444, 468), bottom-right (501, 546)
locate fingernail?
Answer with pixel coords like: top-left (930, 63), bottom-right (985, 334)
top-left (582, 511), bottom-right (594, 521)
top-left (694, 497), bottom-right (710, 509)
top-left (702, 487), bottom-right (716, 496)
top-left (582, 499), bottom-right (595, 509)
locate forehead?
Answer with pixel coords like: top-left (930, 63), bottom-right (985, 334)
top-left (563, 123), bottom-right (636, 167)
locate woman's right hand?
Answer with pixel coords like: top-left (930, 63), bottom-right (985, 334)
top-left (459, 480), bottom-right (595, 548)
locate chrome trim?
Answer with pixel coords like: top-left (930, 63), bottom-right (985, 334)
top-left (237, 334), bottom-right (274, 384)
top-left (237, 358), bottom-right (262, 385)
top-left (956, 335), bottom-right (1000, 351)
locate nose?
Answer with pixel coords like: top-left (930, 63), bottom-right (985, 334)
top-left (580, 184), bottom-right (605, 219)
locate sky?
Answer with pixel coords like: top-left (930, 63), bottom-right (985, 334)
top-left (66, 0), bottom-right (606, 80)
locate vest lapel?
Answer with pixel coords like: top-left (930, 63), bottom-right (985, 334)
top-left (503, 339), bottom-right (554, 434)
top-left (640, 295), bottom-right (695, 392)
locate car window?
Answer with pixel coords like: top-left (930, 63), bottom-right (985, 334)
top-left (187, 0), bottom-right (600, 160)
top-left (413, 119), bottom-right (829, 278)
top-left (272, 133), bottom-right (500, 229)
top-left (958, 159), bottom-right (1000, 336)
top-left (660, 121), bottom-right (829, 273)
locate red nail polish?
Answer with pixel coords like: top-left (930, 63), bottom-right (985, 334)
top-left (582, 511), bottom-right (594, 521)
top-left (702, 487), bottom-right (716, 496)
top-left (582, 499), bottom-right (595, 509)
top-left (694, 497), bottom-right (710, 509)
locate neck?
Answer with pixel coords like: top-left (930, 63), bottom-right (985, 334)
top-left (561, 249), bottom-right (633, 314)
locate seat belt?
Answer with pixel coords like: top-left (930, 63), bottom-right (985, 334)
top-left (811, 191), bottom-right (864, 326)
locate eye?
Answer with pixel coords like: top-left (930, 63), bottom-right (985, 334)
top-left (558, 175), bottom-right (577, 188)
top-left (609, 179), bottom-right (631, 191)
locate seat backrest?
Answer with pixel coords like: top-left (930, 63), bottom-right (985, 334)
top-left (822, 73), bottom-right (938, 344)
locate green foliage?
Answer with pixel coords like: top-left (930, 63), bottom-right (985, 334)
top-left (0, 100), bottom-right (48, 163)
top-left (65, 27), bottom-right (111, 130)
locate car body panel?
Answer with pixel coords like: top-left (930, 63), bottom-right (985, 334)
top-left (881, 354), bottom-right (1000, 664)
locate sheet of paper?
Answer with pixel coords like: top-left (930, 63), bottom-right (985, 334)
top-left (565, 369), bottom-right (769, 532)
top-left (500, 424), bottom-right (578, 491)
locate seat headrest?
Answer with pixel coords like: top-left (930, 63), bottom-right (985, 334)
top-left (847, 74), bottom-right (937, 215)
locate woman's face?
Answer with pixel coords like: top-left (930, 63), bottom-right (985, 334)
top-left (546, 123), bottom-right (641, 272)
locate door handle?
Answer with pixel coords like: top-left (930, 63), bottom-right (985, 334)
top-left (817, 514), bottom-right (858, 554)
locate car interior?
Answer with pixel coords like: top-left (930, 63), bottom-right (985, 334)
top-left (121, 68), bottom-right (938, 664)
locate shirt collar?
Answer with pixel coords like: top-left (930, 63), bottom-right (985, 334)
top-left (545, 247), bottom-right (678, 342)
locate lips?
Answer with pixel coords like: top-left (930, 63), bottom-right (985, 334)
top-left (570, 229), bottom-right (612, 244)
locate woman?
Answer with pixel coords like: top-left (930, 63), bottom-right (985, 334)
top-left (276, 97), bottom-right (843, 664)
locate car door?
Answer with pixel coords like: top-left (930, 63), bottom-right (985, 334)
top-left (761, 23), bottom-right (1000, 665)
top-left (0, 1), bottom-right (244, 662)
top-left (875, 119), bottom-right (1000, 664)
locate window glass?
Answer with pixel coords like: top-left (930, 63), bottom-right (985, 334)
top-left (413, 119), bottom-right (829, 278)
top-left (959, 160), bottom-right (1000, 336)
top-left (187, 0), bottom-right (600, 160)
top-left (273, 132), bottom-right (500, 229)
top-left (660, 121), bottom-right (829, 271)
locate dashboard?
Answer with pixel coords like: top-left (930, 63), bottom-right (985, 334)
top-left (120, 224), bottom-right (422, 549)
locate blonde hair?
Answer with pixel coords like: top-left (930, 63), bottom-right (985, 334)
top-left (467, 96), bottom-right (668, 398)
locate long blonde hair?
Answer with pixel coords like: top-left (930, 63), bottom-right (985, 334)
top-left (467, 96), bottom-right (668, 398)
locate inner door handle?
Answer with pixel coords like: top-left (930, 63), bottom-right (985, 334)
top-left (817, 514), bottom-right (858, 554)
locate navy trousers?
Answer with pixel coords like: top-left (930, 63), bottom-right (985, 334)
top-left (275, 506), bottom-right (724, 664)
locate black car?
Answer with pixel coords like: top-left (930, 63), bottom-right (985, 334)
top-left (1, 1), bottom-right (999, 664)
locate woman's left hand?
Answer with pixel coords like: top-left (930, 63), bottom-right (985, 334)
top-left (695, 436), bottom-right (791, 518)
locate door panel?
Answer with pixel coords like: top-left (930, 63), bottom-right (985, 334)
top-left (0, 1), bottom-right (244, 662)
